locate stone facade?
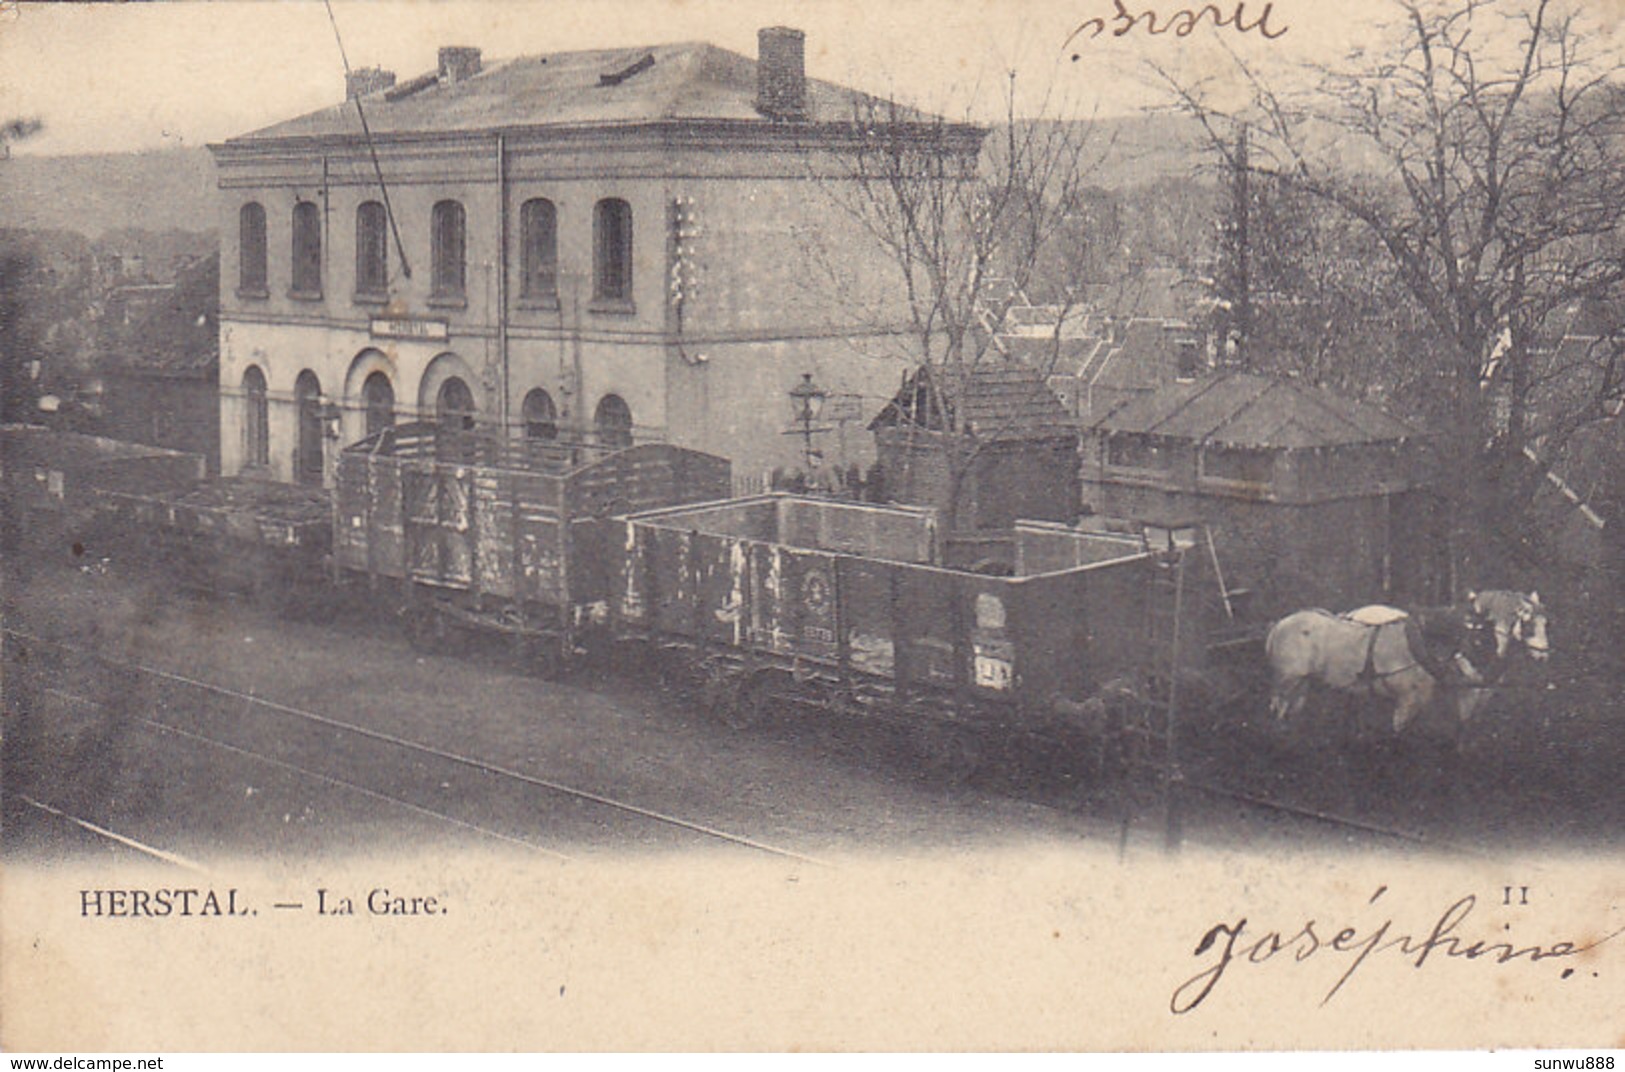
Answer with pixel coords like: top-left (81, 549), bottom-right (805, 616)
top-left (210, 33), bottom-right (982, 487)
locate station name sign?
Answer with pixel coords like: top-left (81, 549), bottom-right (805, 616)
top-left (370, 317), bottom-right (449, 342)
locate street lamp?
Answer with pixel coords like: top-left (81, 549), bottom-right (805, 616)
top-left (785, 372), bottom-right (831, 471)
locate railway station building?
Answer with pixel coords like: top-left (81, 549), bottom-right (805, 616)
top-left (209, 30), bottom-right (983, 487)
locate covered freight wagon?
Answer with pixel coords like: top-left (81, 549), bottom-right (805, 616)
top-left (334, 422), bottom-right (731, 662)
top-left (616, 494), bottom-right (1220, 765)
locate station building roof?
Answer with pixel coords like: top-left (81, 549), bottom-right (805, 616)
top-left (227, 39), bottom-right (966, 145)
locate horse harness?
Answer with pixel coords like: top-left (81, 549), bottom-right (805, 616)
top-left (1352, 618), bottom-right (1410, 693)
top-left (1345, 605), bottom-right (1499, 693)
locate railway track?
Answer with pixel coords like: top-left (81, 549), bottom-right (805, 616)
top-left (4, 627), bottom-right (828, 867)
top-left (7, 617), bottom-right (1593, 861)
top-left (13, 794), bottom-right (211, 870)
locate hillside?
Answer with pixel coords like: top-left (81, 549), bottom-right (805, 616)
top-left (0, 117), bottom-right (1221, 241)
top-left (0, 148), bottom-right (217, 238)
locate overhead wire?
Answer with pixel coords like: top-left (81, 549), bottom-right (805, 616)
top-left (322, 0), bottom-right (412, 281)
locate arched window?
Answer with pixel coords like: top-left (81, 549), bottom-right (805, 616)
top-left (362, 371), bottom-right (395, 438)
top-left (431, 200), bottom-right (465, 299)
top-left (291, 201), bottom-right (322, 297)
top-left (519, 199), bottom-right (558, 303)
top-left (521, 388), bottom-right (558, 441)
top-left (243, 365), bottom-right (269, 467)
top-left (436, 376), bottom-right (476, 431)
top-left (593, 198), bottom-right (633, 304)
top-left (594, 393), bottom-right (633, 449)
top-left (295, 370), bottom-right (324, 484)
top-left (355, 201), bottom-right (388, 297)
top-left (239, 203), bottom-right (267, 295)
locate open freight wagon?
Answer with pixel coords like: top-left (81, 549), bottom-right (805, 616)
top-left (616, 494), bottom-right (1222, 768)
top-left (334, 422), bottom-right (731, 664)
top-left (1, 425), bottom-right (205, 560)
top-left (93, 478), bottom-right (333, 605)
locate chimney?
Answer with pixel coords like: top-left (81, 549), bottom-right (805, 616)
top-left (438, 46), bottom-right (483, 85)
top-left (756, 27), bottom-right (807, 121)
top-left (346, 66), bottom-right (397, 100)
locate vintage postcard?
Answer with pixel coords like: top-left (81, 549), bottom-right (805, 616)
top-left (1, 0), bottom-right (1621, 1053)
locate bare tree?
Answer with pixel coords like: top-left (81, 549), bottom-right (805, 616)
top-left (1158, 0), bottom-right (1625, 514)
top-left (805, 77), bottom-right (1108, 530)
top-left (1, 117), bottom-right (45, 421)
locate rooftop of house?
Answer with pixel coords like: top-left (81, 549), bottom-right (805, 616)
top-left (226, 37), bottom-right (962, 145)
top-left (1091, 370), bottom-right (1420, 448)
top-left (1000, 304), bottom-right (1095, 337)
top-left (870, 361), bottom-right (1078, 442)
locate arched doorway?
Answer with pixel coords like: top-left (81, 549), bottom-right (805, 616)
top-left (594, 393), bottom-right (633, 449)
top-left (522, 388), bottom-right (558, 441)
top-left (295, 370), bottom-right (323, 485)
top-left (362, 371), bottom-right (395, 438)
top-left (436, 376), bottom-right (477, 431)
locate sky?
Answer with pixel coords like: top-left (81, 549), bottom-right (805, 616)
top-left (0, 0), bottom-right (1619, 157)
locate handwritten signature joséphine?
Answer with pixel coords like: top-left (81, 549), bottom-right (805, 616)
top-left (1066, 0), bottom-right (1289, 52)
top-left (1170, 886), bottom-right (1621, 1014)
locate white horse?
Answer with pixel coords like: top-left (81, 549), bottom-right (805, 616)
top-left (1267, 590), bottom-right (1552, 734)
top-left (1264, 608), bottom-right (1441, 732)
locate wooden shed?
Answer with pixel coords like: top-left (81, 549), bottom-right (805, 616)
top-left (869, 362), bottom-right (1081, 539)
top-left (1082, 372), bottom-right (1446, 615)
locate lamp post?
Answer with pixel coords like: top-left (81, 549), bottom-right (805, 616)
top-left (785, 372), bottom-right (831, 472)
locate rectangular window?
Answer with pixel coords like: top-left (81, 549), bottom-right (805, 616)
top-left (593, 198), bottom-right (633, 306)
top-left (291, 201), bottom-right (322, 297)
top-left (1201, 446), bottom-right (1275, 487)
top-left (239, 202), bottom-right (267, 296)
top-left (355, 201), bottom-right (388, 298)
top-left (1107, 435), bottom-right (1172, 471)
top-left (520, 198), bottom-right (558, 304)
top-left (431, 199), bottom-right (466, 301)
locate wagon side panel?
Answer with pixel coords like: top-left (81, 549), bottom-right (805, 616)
top-left (693, 533), bottom-right (752, 648)
top-left (402, 463), bottom-right (444, 585)
top-left (370, 456), bottom-right (405, 578)
top-left (1082, 558), bottom-right (1155, 687)
top-left (839, 556), bottom-right (900, 679)
top-left (517, 480), bottom-right (567, 610)
top-left (334, 452), bottom-right (383, 576)
top-left (1007, 568), bottom-right (1097, 707)
top-left (567, 446), bottom-right (730, 608)
top-left (471, 468), bottom-right (515, 600)
top-left (959, 575), bottom-right (1019, 700)
top-left (771, 547), bottom-right (841, 663)
top-left (891, 565), bottom-right (963, 691)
